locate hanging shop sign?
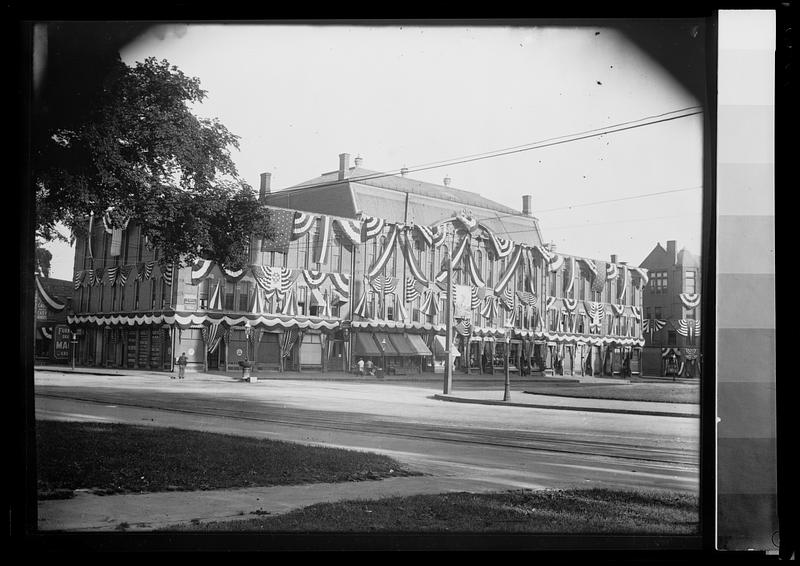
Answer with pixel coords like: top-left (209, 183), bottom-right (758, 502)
top-left (53, 324), bottom-right (72, 359)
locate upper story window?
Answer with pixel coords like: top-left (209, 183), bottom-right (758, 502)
top-left (649, 271), bottom-right (668, 294)
top-left (684, 270), bottom-right (697, 294)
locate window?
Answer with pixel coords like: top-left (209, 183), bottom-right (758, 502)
top-left (685, 270), bottom-right (696, 294)
top-left (151, 280), bottom-right (158, 310)
top-left (654, 307), bottom-right (662, 319)
top-left (475, 250), bottom-right (483, 284)
top-left (550, 272), bottom-right (557, 297)
top-left (298, 286), bottom-right (308, 316)
top-left (487, 253), bottom-right (494, 287)
top-left (238, 281), bottom-right (250, 312)
top-left (645, 307), bottom-right (651, 320)
top-left (579, 275), bottom-right (586, 299)
top-left (650, 271), bottom-right (668, 294)
top-left (668, 330), bottom-right (677, 345)
top-left (685, 307), bottom-right (696, 320)
top-left (330, 239), bottom-right (342, 273)
top-left (224, 281), bottom-right (236, 310)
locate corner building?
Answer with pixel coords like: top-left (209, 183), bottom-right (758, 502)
top-left (67, 153), bottom-right (647, 378)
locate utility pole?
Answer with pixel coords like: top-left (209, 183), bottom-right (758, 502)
top-left (444, 250), bottom-right (453, 395)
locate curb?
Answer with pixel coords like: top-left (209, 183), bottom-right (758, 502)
top-left (432, 394), bottom-right (699, 418)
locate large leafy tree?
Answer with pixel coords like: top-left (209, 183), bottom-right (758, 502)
top-left (33, 55), bottom-right (271, 269)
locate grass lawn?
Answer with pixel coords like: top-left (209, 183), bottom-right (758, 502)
top-left (36, 421), bottom-right (420, 499)
top-left (524, 383), bottom-right (699, 404)
top-left (165, 488), bottom-right (699, 534)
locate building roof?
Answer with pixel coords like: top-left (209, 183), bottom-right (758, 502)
top-left (264, 165), bottom-right (544, 246)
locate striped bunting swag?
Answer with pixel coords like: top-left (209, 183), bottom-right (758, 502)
top-left (549, 253), bottom-right (564, 272)
top-left (366, 224), bottom-right (399, 279)
top-left (93, 267), bottom-right (105, 286)
top-left (136, 261), bottom-right (154, 281)
top-left (191, 259), bottom-right (214, 283)
top-left (455, 319), bottom-right (472, 336)
top-left (642, 318), bottom-right (666, 336)
top-left (333, 218), bottom-right (364, 245)
top-left (420, 290), bottom-right (440, 317)
top-left (41, 326), bottom-right (52, 340)
top-left (500, 286), bottom-right (515, 311)
top-left (118, 265), bottom-right (133, 286)
top-left (431, 225), bottom-right (446, 248)
top-left (369, 274), bottom-right (397, 295)
top-left (493, 245), bottom-right (523, 294)
top-left (106, 266), bottom-right (119, 286)
top-left (313, 215), bottom-right (332, 264)
top-left (579, 257), bottom-right (597, 279)
top-left (676, 319), bottom-right (700, 341)
top-left (563, 256), bottom-right (575, 295)
top-left (414, 224), bottom-right (434, 248)
top-left (362, 215), bottom-right (385, 241)
top-left (587, 301), bottom-right (605, 332)
top-left (328, 273), bottom-right (351, 299)
top-left (208, 281), bottom-right (223, 310)
top-left (618, 264), bottom-right (628, 301)
top-left (201, 322), bottom-right (224, 354)
top-left (280, 328), bottom-right (299, 359)
top-left (533, 245), bottom-right (553, 263)
top-left (292, 212), bottom-right (316, 240)
top-left (352, 284), bottom-right (369, 318)
top-left (253, 266), bottom-right (294, 299)
top-left (484, 227), bottom-right (514, 259)
top-left (545, 296), bottom-right (557, 311)
top-left (517, 290), bottom-right (537, 306)
top-left (631, 266), bottom-right (649, 287)
top-left (73, 270), bottom-right (86, 290)
top-left (394, 293), bottom-right (408, 323)
top-left (222, 266), bottom-right (248, 282)
top-left (562, 298), bottom-right (578, 313)
top-left (405, 276), bottom-right (420, 302)
top-left (303, 270), bottom-right (328, 289)
top-left (606, 262), bottom-right (619, 281)
top-left (610, 303), bottom-right (625, 317)
top-left (679, 293), bottom-right (701, 309)
top-left (629, 306), bottom-right (642, 320)
top-left (399, 229), bottom-right (429, 285)
top-left (161, 263), bottom-right (174, 287)
top-left (471, 286), bottom-right (481, 310)
top-left (465, 247), bottom-right (485, 287)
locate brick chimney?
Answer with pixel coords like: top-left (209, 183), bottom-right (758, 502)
top-left (338, 153), bottom-right (350, 180)
top-left (666, 240), bottom-right (677, 264)
top-left (354, 155), bottom-right (363, 167)
top-left (522, 195), bottom-right (533, 216)
top-left (610, 254), bottom-right (617, 264)
top-left (443, 176), bottom-right (451, 186)
top-left (259, 172), bottom-right (272, 202)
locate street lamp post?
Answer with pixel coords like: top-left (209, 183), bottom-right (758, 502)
top-left (503, 326), bottom-right (512, 401)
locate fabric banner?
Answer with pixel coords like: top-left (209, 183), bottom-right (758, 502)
top-left (280, 287), bottom-right (299, 316)
top-left (629, 306), bottom-right (642, 320)
top-left (493, 245), bottom-right (522, 294)
top-left (680, 293), bottom-right (701, 309)
top-left (292, 211), bottom-right (316, 240)
top-left (399, 229), bottom-right (429, 285)
top-left (480, 295), bottom-right (499, 321)
top-left (587, 301), bottom-right (605, 332)
top-left (562, 298), bottom-right (578, 313)
top-left (137, 261), bottom-right (154, 281)
top-left (369, 274), bottom-right (397, 295)
top-left (471, 286), bottom-right (482, 310)
top-left (252, 266), bottom-right (295, 299)
top-left (533, 244), bottom-right (553, 264)
top-left (517, 290), bottom-right (537, 306)
top-left (563, 256), bottom-right (575, 295)
top-left (333, 217), bottom-right (363, 245)
top-left (94, 267), bottom-right (105, 286)
top-left (483, 226), bottom-right (514, 258)
top-left (161, 263), bottom-right (174, 287)
top-left (261, 208), bottom-right (295, 253)
top-left (465, 248), bottom-right (485, 287)
top-left (366, 224), bottom-right (399, 279)
top-left (545, 296), bottom-right (557, 311)
top-left (73, 270), bottom-right (86, 290)
top-left (549, 254), bottom-right (564, 272)
top-left (579, 257), bottom-right (597, 279)
top-left (313, 215), bottom-right (332, 264)
top-left (191, 259), bottom-right (215, 283)
top-left (201, 321), bottom-right (224, 354)
top-left (643, 318), bottom-right (666, 335)
top-left (420, 290), bottom-right (441, 317)
top-left (676, 319), bottom-right (701, 341)
top-left (631, 266), bottom-right (649, 287)
top-left (328, 273), bottom-right (351, 298)
top-left (414, 224), bottom-right (434, 248)
top-left (362, 215), bottom-right (385, 241)
top-left (35, 277), bottom-right (67, 311)
top-left (405, 276), bottom-right (420, 302)
top-left (394, 294), bottom-right (408, 323)
top-left (106, 266), bottom-right (119, 286)
top-left (222, 266), bottom-right (249, 283)
top-left (606, 262), bottom-right (619, 281)
top-left (500, 286), bottom-right (514, 311)
top-left (591, 261), bottom-right (607, 293)
top-left (610, 303), bottom-right (625, 317)
top-left (352, 283), bottom-right (369, 318)
top-left (303, 270), bottom-right (328, 289)
top-left (208, 281), bottom-right (223, 310)
top-left (249, 288), bottom-right (265, 314)
top-left (281, 328), bottom-right (299, 359)
top-left (618, 264), bottom-right (628, 301)
top-left (455, 319), bottom-right (472, 337)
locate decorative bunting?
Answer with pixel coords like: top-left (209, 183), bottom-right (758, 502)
top-left (366, 224), bottom-right (399, 279)
top-left (480, 295), bottom-right (499, 321)
top-left (222, 266), bottom-right (249, 282)
top-left (252, 266), bottom-right (294, 299)
top-left (465, 247), bottom-right (485, 287)
top-left (362, 215), bottom-right (385, 241)
top-left (517, 290), bottom-right (537, 306)
top-left (106, 266), bottom-right (119, 286)
top-left (352, 284), bottom-right (369, 318)
top-left (40, 326), bottom-right (53, 340)
top-left (201, 321), bottom-right (224, 354)
top-left (394, 293), bottom-right (408, 323)
top-left (161, 263), bottom-right (174, 287)
top-left (261, 207), bottom-right (295, 253)
top-left (546, 296), bottom-right (557, 311)
top-left (533, 245), bottom-right (553, 264)
top-left (208, 281), bottom-right (223, 310)
top-left (455, 213), bottom-right (479, 233)
top-left (328, 273), bottom-right (351, 298)
top-left (292, 212), bottom-right (316, 240)
top-left (591, 261), bottom-right (607, 293)
top-left (303, 270), bottom-right (328, 289)
top-left (280, 287), bottom-right (298, 316)
top-left (676, 319), bottom-right (702, 341)
top-left (191, 259), bottom-right (215, 283)
top-left (399, 229), bottom-right (429, 285)
top-left (313, 215), bottom-right (332, 264)
top-left (369, 274), bottom-right (397, 295)
top-left (606, 262), bottom-right (619, 281)
top-left (73, 270), bottom-right (86, 290)
top-left (610, 304), bottom-right (625, 317)
top-left (414, 224), bottom-right (434, 248)
top-left (137, 261), bottom-right (154, 281)
top-left (471, 286), bottom-right (481, 310)
top-left (643, 318), bottom-right (666, 336)
top-left (629, 306), bottom-right (642, 320)
top-left (579, 258), bottom-right (597, 279)
top-left (563, 256), bottom-right (575, 295)
top-left (549, 254), bottom-right (564, 272)
top-left (405, 276), bottom-right (420, 302)
top-left (281, 328), bottom-right (299, 359)
top-left (493, 245), bottom-right (522, 294)
top-left (420, 289), bottom-right (441, 317)
top-left (618, 264), bottom-right (628, 301)
top-left (430, 225), bottom-right (447, 248)
top-left (680, 293), bottom-right (701, 309)
top-left (333, 218), bottom-right (364, 245)
top-left (86, 269), bottom-right (97, 287)
top-left (249, 288), bottom-right (265, 314)
top-left (455, 319), bottom-right (472, 336)
top-left (94, 267), bottom-right (105, 286)
top-left (631, 266), bottom-right (649, 287)
top-left (500, 286), bottom-right (515, 311)
top-left (562, 298), bottom-right (578, 313)
top-left (35, 277), bottom-right (67, 311)
top-left (587, 302), bottom-right (605, 332)
top-left (483, 226), bottom-right (514, 258)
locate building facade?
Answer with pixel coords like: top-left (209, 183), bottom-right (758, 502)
top-left (34, 276), bottom-right (73, 365)
top-left (639, 240), bottom-right (702, 378)
top-left (66, 153), bottom-right (647, 378)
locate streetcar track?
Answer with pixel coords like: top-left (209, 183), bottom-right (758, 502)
top-left (35, 391), bottom-right (699, 468)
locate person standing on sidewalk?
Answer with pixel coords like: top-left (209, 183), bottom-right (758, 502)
top-left (176, 353), bottom-right (188, 379)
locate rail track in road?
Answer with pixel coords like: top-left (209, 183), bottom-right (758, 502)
top-left (35, 388), bottom-right (699, 471)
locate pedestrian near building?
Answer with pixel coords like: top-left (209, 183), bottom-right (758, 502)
top-left (177, 352), bottom-right (188, 379)
top-left (357, 358), bottom-right (365, 376)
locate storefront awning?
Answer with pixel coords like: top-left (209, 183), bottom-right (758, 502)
top-left (388, 333), bottom-right (420, 356)
top-left (374, 333), bottom-right (400, 356)
top-left (406, 334), bottom-right (433, 356)
top-left (353, 333), bottom-right (382, 357)
top-left (432, 335), bottom-right (461, 358)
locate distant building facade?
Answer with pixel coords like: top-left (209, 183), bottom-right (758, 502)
top-left (639, 240), bottom-right (702, 378)
top-left (34, 275), bottom-right (73, 365)
top-left (66, 152), bottom-right (647, 379)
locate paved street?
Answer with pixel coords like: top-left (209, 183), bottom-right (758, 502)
top-left (33, 368), bottom-right (700, 532)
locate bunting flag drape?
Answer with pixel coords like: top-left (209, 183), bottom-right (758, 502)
top-left (493, 245), bottom-right (522, 294)
top-left (41, 326), bottom-right (53, 340)
top-left (94, 267), bottom-right (105, 286)
top-left (222, 266), bottom-right (248, 282)
top-left (73, 270), bottom-right (86, 290)
top-left (405, 276), bottom-right (420, 302)
top-left (591, 261), bottom-right (607, 293)
top-left (352, 283), bottom-right (369, 318)
top-left (303, 270), bottom-right (328, 289)
top-left (579, 258), bottom-right (597, 280)
top-left (415, 224), bottom-right (435, 248)
top-left (465, 247), bottom-right (485, 287)
top-left (106, 266), bottom-right (119, 286)
top-left (643, 318), bottom-right (666, 336)
top-left (281, 328), bottom-right (299, 359)
top-left (136, 261), bottom-right (154, 281)
top-left (545, 296), bottom-right (557, 311)
top-left (366, 224), bottom-right (399, 279)
top-left (676, 319), bottom-right (702, 341)
top-left (278, 287), bottom-right (297, 316)
top-left (369, 274), bottom-right (397, 295)
top-left (587, 302), bottom-right (605, 332)
top-left (249, 288), bottom-right (265, 314)
top-left (261, 208), bottom-right (295, 253)
top-left (161, 263), bottom-right (174, 287)
top-left (533, 244), bottom-right (553, 264)
top-left (420, 289), bottom-right (441, 317)
top-left (394, 293), bottom-right (408, 322)
top-left (517, 290), bottom-right (537, 306)
top-left (563, 256), bottom-right (575, 295)
top-left (610, 303), bottom-right (625, 317)
top-left (680, 293), bottom-right (701, 309)
top-left (430, 225), bottom-right (447, 248)
top-left (618, 264), bottom-right (628, 301)
top-left (252, 266), bottom-right (295, 299)
top-left (631, 266), bottom-right (649, 287)
top-left (313, 215), bottom-right (332, 264)
top-left (201, 321), bottom-right (224, 354)
top-left (484, 227), bottom-right (514, 258)
top-left (333, 218), bottom-right (364, 245)
top-left (208, 281), bottom-right (223, 310)
top-left (606, 262), bottom-right (619, 281)
top-left (562, 298), bottom-right (578, 313)
top-left (549, 254), bottom-right (564, 272)
top-left (500, 286), bottom-right (515, 311)
top-left (191, 259), bottom-right (215, 283)
top-left (434, 234), bottom-right (469, 284)
top-left (292, 212), bottom-right (316, 240)
top-left (455, 319), bottom-right (472, 337)
top-left (86, 269), bottom-right (97, 287)
top-left (328, 273), bottom-right (351, 299)
top-left (630, 306), bottom-right (642, 320)
top-left (480, 295), bottom-right (499, 321)
top-left (471, 286), bottom-right (482, 310)
top-left (35, 277), bottom-right (67, 311)
top-left (362, 215), bottom-right (385, 241)
top-left (399, 229), bottom-right (429, 285)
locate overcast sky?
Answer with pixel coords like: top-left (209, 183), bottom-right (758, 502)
top-left (42, 22), bottom-right (705, 280)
